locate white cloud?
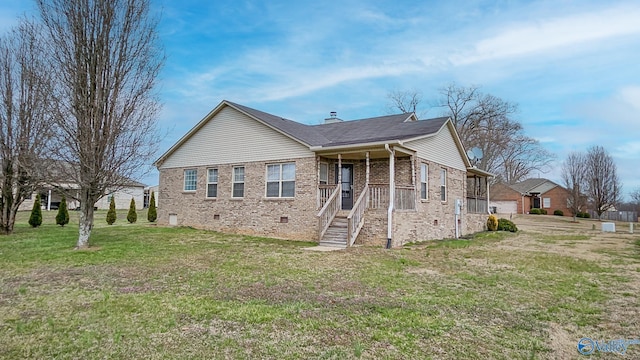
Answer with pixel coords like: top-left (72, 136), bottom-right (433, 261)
top-left (451, 4), bottom-right (640, 65)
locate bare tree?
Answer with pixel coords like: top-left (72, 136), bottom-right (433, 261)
top-left (631, 187), bottom-right (640, 206)
top-left (585, 146), bottom-right (622, 217)
top-left (439, 83), bottom-right (554, 182)
top-left (385, 89), bottom-right (426, 118)
top-left (37, 0), bottom-right (163, 248)
top-left (627, 187), bottom-right (640, 214)
top-left (386, 84), bottom-right (555, 183)
top-left (0, 20), bottom-right (53, 234)
top-left (561, 151), bottom-right (587, 221)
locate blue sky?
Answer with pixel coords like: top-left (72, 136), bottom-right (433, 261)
top-left (2, 0), bottom-right (639, 199)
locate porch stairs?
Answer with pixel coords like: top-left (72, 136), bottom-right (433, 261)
top-left (319, 210), bottom-right (349, 248)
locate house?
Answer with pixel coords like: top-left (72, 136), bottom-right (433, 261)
top-left (153, 100), bottom-right (492, 248)
top-left (490, 178), bottom-right (572, 216)
top-left (18, 161), bottom-right (146, 211)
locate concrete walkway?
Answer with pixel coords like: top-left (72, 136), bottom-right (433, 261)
top-left (303, 245), bottom-right (345, 252)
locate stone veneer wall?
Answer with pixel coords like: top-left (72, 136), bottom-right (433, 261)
top-left (158, 156), bottom-right (318, 241)
top-left (464, 213), bottom-right (488, 235)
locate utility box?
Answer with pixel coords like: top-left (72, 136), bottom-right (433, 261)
top-left (602, 222), bottom-right (616, 232)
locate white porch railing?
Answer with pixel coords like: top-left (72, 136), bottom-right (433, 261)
top-left (368, 184), bottom-right (388, 209)
top-left (368, 184), bottom-right (415, 210)
top-left (347, 185), bottom-right (369, 247)
top-left (395, 186), bottom-right (416, 210)
top-left (466, 197), bottom-right (487, 213)
top-left (317, 184), bottom-right (341, 240)
top-left (318, 184), bottom-right (337, 209)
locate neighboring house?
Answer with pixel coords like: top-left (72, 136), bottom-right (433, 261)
top-left (94, 181), bottom-right (146, 210)
top-left (490, 178), bottom-right (572, 216)
top-left (154, 100), bottom-right (492, 248)
top-left (18, 162), bottom-right (146, 211)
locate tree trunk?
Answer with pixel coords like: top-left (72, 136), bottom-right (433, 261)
top-left (76, 193), bottom-right (95, 249)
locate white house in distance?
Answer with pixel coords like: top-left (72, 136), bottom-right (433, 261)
top-left (19, 180), bottom-right (146, 211)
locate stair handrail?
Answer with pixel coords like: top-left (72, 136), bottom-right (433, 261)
top-left (347, 184), bottom-right (369, 247)
top-left (317, 184), bottom-right (341, 240)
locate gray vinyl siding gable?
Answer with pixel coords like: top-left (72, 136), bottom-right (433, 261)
top-left (404, 125), bottom-right (466, 171)
top-left (159, 106), bottom-right (314, 169)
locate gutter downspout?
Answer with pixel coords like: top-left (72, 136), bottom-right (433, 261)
top-left (385, 144), bottom-right (394, 249)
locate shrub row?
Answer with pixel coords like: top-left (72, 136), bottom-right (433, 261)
top-left (529, 208), bottom-right (547, 215)
top-left (576, 212), bottom-right (591, 218)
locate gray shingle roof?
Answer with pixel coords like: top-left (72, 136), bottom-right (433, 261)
top-left (228, 101), bottom-right (448, 148)
top-left (510, 178), bottom-right (560, 194)
top-left (227, 102), bottom-right (330, 146)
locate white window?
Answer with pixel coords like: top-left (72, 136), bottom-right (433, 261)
top-left (543, 197), bottom-right (551, 208)
top-left (232, 166), bottom-right (244, 198)
top-left (207, 168), bottom-right (218, 198)
top-left (420, 163), bottom-right (428, 200)
top-left (184, 169), bottom-right (197, 191)
top-left (440, 169), bottom-right (447, 202)
top-left (319, 162), bottom-right (328, 185)
top-left (266, 163), bottom-right (295, 197)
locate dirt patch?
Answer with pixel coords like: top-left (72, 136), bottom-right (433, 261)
top-left (547, 322), bottom-right (579, 359)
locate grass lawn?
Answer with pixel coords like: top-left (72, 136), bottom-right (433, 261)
top-left (1, 212), bottom-right (639, 359)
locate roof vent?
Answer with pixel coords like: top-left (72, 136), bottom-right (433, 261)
top-left (324, 111), bottom-right (343, 124)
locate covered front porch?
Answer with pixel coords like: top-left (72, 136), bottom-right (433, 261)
top-left (315, 145), bottom-right (420, 248)
top-left (314, 144), bottom-right (492, 248)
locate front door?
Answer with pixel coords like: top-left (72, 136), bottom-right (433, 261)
top-left (336, 164), bottom-right (354, 210)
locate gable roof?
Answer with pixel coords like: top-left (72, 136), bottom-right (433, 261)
top-left (508, 178), bottom-right (562, 195)
top-left (312, 114), bottom-right (447, 147)
top-left (228, 101), bottom-right (441, 148)
top-left (154, 100), bottom-right (462, 167)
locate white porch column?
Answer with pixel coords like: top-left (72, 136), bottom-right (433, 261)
top-left (386, 145), bottom-right (395, 248)
top-left (486, 177), bottom-right (491, 214)
top-left (338, 154), bottom-right (342, 210)
top-left (316, 156), bottom-right (320, 209)
top-left (365, 152), bottom-right (370, 185)
top-left (47, 189), bottom-right (52, 211)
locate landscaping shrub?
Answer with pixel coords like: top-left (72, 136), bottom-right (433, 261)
top-left (576, 212), bottom-right (591, 218)
top-left (487, 214), bottom-right (498, 231)
top-left (553, 209), bottom-right (564, 216)
top-left (529, 208), bottom-right (541, 215)
top-left (147, 191), bottom-right (157, 222)
top-left (497, 218), bottom-right (518, 232)
top-left (127, 198), bottom-right (137, 224)
top-left (28, 195), bottom-right (42, 228)
top-left (106, 197), bottom-right (117, 225)
top-left (540, 209), bottom-right (548, 215)
top-left (55, 196), bottom-right (70, 226)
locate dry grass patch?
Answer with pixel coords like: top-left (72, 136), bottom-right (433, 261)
top-left (1, 212), bottom-right (639, 358)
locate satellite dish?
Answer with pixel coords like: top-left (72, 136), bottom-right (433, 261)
top-left (466, 149), bottom-right (476, 161)
top-left (471, 147), bottom-right (483, 161)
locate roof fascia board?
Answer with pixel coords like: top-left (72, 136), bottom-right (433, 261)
top-left (153, 101), bottom-right (229, 167)
top-left (311, 140), bottom-right (403, 152)
top-left (402, 117), bottom-right (473, 168)
top-left (467, 167), bottom-right (494, 177)
top-left (153, 100), bottom-right (312, 167)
